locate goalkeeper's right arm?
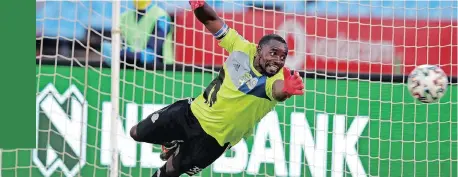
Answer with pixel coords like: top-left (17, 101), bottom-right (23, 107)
top-left (190, 0), bottom-right (228, 40)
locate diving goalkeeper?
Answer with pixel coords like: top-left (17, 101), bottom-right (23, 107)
top-left (129, 1), bottom-right (305, 176)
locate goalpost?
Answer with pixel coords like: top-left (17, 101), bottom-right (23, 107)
top-left (13, 0), bottom-right (458, 177)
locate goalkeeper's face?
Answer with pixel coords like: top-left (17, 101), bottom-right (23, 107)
top-left (258, 40), bottom-right (288, 77)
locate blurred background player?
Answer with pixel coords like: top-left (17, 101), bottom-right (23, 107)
top-left (102, 0), bottom-right (174, 67)
top-left (129, 1), bottom-right (305, 177)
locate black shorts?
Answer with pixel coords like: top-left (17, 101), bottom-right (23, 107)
top-left (135, 98), bottom-right (230, 176)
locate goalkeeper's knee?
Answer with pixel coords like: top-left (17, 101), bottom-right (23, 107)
top-left (129, 125), bottom-right (140, 141)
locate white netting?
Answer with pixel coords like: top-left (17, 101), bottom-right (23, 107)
top-left (18, 0), bottom-right (458, 177)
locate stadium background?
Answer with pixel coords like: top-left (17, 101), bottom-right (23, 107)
top-left (12, 1), bottom-right (458, 177)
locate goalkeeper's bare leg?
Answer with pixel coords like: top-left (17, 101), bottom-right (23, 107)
top-left (130, 98), bottom-right (229, 177)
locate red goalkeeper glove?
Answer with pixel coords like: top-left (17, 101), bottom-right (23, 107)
top-left (189, 0), bottom-right (205, 11)
top-left (282, 67), bottom-right (305, 97)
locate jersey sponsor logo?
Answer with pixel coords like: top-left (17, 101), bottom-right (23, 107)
top-left (238, 72), bottom-right (253, 86)
top-left (246, 77), bottom-right (259, 90)
top-left (186, 166), bottom-right (203, 175)
top-left (34, 84), bottom-right (88, 177)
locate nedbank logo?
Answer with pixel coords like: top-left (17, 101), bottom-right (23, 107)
top-left (34, 84), bottom-right (88, 177)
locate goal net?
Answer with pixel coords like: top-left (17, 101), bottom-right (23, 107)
top-left (9, 0), bottom-right (458, 177)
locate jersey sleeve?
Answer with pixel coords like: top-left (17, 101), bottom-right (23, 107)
top-left (218, 28), bottom-right (253, 55)
top-left (265, 68), bottom-right (285, 101)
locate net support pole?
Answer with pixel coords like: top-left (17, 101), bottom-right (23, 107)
top-left (110, 0), bottom-right (121, 177)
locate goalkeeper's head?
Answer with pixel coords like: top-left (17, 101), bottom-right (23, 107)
top-left (255, 34), bottom-right (289, 77)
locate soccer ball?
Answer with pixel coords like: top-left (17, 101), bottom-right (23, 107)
top-left (407, 64), bottom-right (448, 103)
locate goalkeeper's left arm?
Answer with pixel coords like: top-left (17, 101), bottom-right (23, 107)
top-left (189, 0), bottom-right (228, 40)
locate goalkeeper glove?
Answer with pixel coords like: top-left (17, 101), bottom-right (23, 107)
top-left (189, 0), bottom-right (205, 10)
top-left (282, 67), bottom-right (305, 97)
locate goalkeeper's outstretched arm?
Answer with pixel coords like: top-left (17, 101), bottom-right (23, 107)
top-left (190, 1), bottom-right (226, 36)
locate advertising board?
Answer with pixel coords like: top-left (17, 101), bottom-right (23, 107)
top-left (174, 11), bottom-right (457, 76)
top-left (3, 65), bottom-right (456, 177)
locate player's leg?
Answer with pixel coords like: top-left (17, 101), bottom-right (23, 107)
top-left (157, 97), bottom-right (196, 161)
top-left (151, 139), bottom-right (229, 177)
top-left (130, 109), bottom-right (182, 161)
top-left (129, 99), bottom-right (191, 146)
top-left (157, 130), bottom-right (229, 176)
top-left (150, 98), bottom-right (230, 177)
top-left (181, 135), bottom-right (230, 176)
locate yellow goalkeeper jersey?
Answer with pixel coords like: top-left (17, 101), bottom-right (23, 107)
top-left (190, 28), bottom-right (284, 147)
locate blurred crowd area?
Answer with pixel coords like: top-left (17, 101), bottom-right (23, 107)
top-left (35, 1), bottom-right (457, 75)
